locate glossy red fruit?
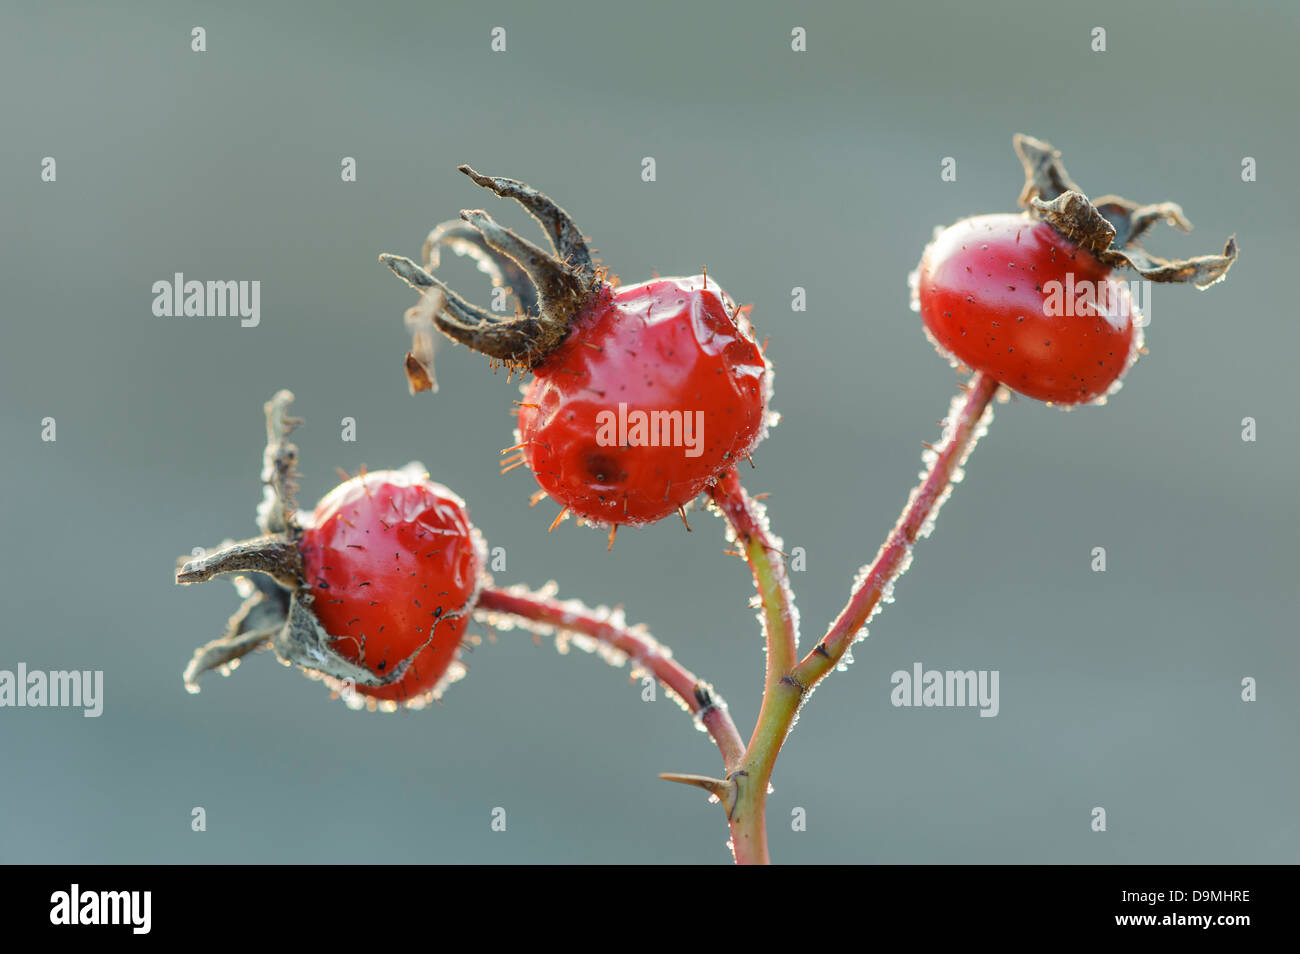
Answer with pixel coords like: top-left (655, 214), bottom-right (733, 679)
top-left (177, 393), bottom-right (488, 710)
top-left (910, 136), bottom-right (1238, 406)
top-left (382, 167), bottom-right (773, 534)
top-left (515, 277), bottom-right (768, 526)
top-left (914, 214), bottom-right (1139, 405)
top-left (299, 465), bottom-right (485, 703)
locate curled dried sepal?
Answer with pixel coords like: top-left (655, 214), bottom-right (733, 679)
top-left (396, 216), bottom-right (547, 390)
top-left (456, 165), bottom-right (596, 283)
top-left (176, 392), bottom-right (461, 705)
top-left (181, 574), bottom-right (287, 692)
top-left (423, 219), bottom-right (539, 316)
top-left (176, 535), bottom-right (302, 589)
top-left (459, 208), bottom-right (587, 327)
top-left (271, 594), bottom-right (452, 691)
top-left (1014, 134), bottom-right (1237, 289)
top-left (380, 166), bottom-right (602, 370)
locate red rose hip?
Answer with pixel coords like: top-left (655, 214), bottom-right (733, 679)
top-left (177, 393), bottom-right (487, 710)
top-left (300, 465), bottom-right (484, 703)
top-left (915, 214), bottom-right (1139, 405)
top-left (516, 276), bottom-right (768, 526)
top-left (382, 167), bottom-right (773, 539)
top-left (912, 135), bottom-right (1237, 407)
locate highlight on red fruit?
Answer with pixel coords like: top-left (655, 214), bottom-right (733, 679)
top-left (911, 135), bottom-right (1237, 406)
top-left (380, 167), bottom-right (775, 536)
top-left (175, 392), bottom-right (487, 712)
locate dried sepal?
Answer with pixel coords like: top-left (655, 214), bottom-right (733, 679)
top-left (178, 392), bottom-right (447, 702)
top-left (182, 575), bottom-right (287, 692)
top-left (1015, 133), bottom-right (1237, 289)
top-left (176, 535), bottom-right (302, 589)
top-left (381, 167), bottom-right (602, 371)
top-left (457, 165), bottom-right (595, 283)
top-left (423, 218), bottom-right (540, 316)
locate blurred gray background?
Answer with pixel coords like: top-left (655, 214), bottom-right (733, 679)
top-left (1, 0), bottom-right (1296, 864)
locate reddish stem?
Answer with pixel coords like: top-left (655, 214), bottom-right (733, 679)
top-left (794, 370), bottom-right (1001, 684)
top-left (475, 584), bottom-right (746, 770)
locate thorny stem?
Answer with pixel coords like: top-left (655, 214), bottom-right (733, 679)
top-left (475, 585), bottom-right (746, 771)
top-left (707, 372), bottom-right (1001, 864)
top-left (705, 467), bottom-right (800, 865)
top-left (795, 371), bottom-right (1001, 684)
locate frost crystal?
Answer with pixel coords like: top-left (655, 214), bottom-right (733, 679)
top-left (473, 582), bottom-right (700, 708)
top-left (833, 384), bottom-right (995, 684)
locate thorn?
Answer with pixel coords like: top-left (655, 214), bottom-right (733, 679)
top-left (745, 454), bottom-right (755, 468)
top-left (752, 492), bottom-right (770, 500)
top-left (500, 443), bottom-right (529, 455)
top-left (335, 467), bottom-right (351, 482)
top-left (921, 441), bottom-right (936, 451)
top-left (701, 264), bottom-right (708, 288)
top-left (500, 458), bottom-right (527, 474)
top-left (659, 772), bottom-right (729, 799)
top-left (548, 507), bottom-right (570, 532)
top-left (512, 401), bottom-right (540, 409)
top-left (528, 489), bottom-right (548, 508)
top-left (677, 507), bottom-right (692, 532)
top-left (607, 524), bottom-right (619, 552)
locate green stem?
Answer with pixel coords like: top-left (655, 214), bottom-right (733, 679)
top-left (708, 372), bottom-right (1001, 864)
top-left (706, 468), bottom-right (799, 864)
